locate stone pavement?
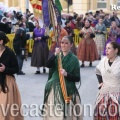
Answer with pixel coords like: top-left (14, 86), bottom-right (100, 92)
top-left (15, 57), bottom-right (100, 120)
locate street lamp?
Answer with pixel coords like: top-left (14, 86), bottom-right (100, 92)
top-left (67, 0), bottom-right (72, 14)
top-left (67, 0), bottom-right (70, 14)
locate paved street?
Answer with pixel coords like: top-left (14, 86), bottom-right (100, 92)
top-left (15, 57), bottom-right (100, 120)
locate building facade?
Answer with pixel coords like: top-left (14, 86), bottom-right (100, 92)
top-left (62, 0), bottom-right (120, 14)
top-left (0, 0), bottom-right (120, 14)
top-left (0, 0), bottom-right (33, 13)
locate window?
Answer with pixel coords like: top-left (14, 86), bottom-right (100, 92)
top-left (117, 0), bottom-right (120, 6)
top-left (97, 0), bottom-right (107, 8)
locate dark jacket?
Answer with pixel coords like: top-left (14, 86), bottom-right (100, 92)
top-left (13, 28), bottom-right (28, 55)
top-left (0, 22), bottom-right (11, 34)
top-left (103, 19), bottom-right (111, 28)
top-left (28, 22), bottom-right (35, 32)
top-left (0, 46), bottom-right (19, 93)
top-left (0, 46), bottom-right (19, 75)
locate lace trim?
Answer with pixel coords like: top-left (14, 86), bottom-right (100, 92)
top-left (95, 85), bottom-right (120, 107)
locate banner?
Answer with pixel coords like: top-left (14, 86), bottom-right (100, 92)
top-left (42, 0), bottom-right (50, 27)
top-left (52, 1), bottom-right (61, 25)
top-left (30, 0), bottom-right (42, 13)
top-left (55, 0), bottom-right (62, 12)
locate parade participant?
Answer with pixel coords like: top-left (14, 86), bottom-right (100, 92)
top-left (95, 18), bottom-right (107, 60)
top-left (42, 36), bottom-right (83, 120)
top-left (31, 21), bottom-right (49, 74)
top-left (94, 41), bottom-right (120, 120)
top-left (0, 31), bottom-right (24, 120)
top-left (77, 19), bottom-right (98, 67)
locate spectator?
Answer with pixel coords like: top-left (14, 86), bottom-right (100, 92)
top-left (0, 17), bottom-right (11, 34)
top-left (13, 23), bottom-right (29, 75)
top-left (64, 21), bottom-right (76, 55)
top-left (103, 14), bottom-right (111, 28)
top-left (110, 11), bottom-right (120, 28)
top-left (28, 15), bottom-right (35, 32)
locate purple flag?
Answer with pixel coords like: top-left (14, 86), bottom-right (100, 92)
top-left (42, 0), bottom-right (50, 27)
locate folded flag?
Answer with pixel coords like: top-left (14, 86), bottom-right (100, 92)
top-left (30, 0), bottom-right (42, 13)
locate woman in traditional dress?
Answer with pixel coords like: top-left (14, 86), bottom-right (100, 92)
top-left (42, 36), bottom-right (83, 120)
top-left (103, 21), bottom-right (120, 55)
top-left (95, 18), bottom-right (107, 60)
top-left (77, 20), bottom-right (98, 67)
top-left (0, 31), bottom-right (24, 120)
top-left (31, 21), bottom-right (49, 74)
top-left (94, 41), bottom-right (120, 120)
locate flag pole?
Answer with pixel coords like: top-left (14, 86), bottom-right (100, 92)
top-left (49, 0), bottom-right (59, 44)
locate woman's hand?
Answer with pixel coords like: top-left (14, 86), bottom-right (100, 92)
top-left (0, 63), bottom-right (5, 72)
top-left (34, 38), bottom-right (38, 41)
top-left (98, 30), bottom-right (101, 33)
top-left (54, 47), bottom-right (60, 56)
top-left (60, 69), bottom-right (67, 76)
top-left (38, 37), bottom-right (41, 40)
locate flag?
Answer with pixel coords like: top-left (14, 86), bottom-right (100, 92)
top-left (42, 0), bottom-right (61, 27)
top-left (55, 0), bottom-right (62, 12)
top-left (52, 1), bottom-right (61, 24)
top-left (42, 0), bottom-right (50, 27)
top-left (30, 0), bottom-right (42, 13)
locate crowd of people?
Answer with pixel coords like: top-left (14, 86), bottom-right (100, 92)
top-left (0, 9), bottom-right (120, 70)
top-left (0, 8), bottom-right (120, 120)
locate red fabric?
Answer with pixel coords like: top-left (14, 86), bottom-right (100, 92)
top-left (94, 97), bottom-right (119, 120)
top-left (70, 22), bottom-right (76, 29)
top-left (30, 0), bottom-right (42, 12)
top-left (32, 4), bottom-right (42, 10)
top-left (91, 23), bottom-right (95, 27)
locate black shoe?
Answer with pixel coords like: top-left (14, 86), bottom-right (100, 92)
top-left (81, 64), bottom-right (84, 67)
top-left (43, 68), bottom-right (46, 73)
top-left (89, 62), bottom-right (92, 67)
top-left (35, 71), bottom-right (40, 74)
top-left (17, 71), bottom-right (25, 75)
